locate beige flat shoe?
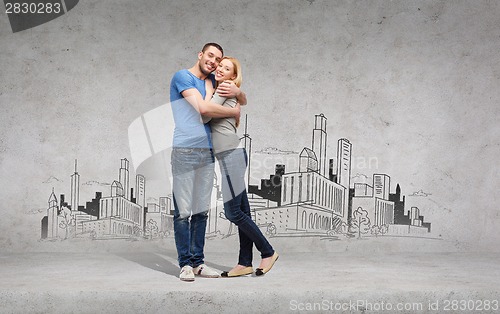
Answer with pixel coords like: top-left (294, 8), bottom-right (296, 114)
top-left (255, 252), bottom-right (279, 276)
top-left (221, 266), bottom-right (254, 277)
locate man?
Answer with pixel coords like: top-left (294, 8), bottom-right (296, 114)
top-left (169, 43), bottom-right (246, 281)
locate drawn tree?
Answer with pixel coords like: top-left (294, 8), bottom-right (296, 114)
top-left (58, 206), bottom-right (75, 240)
top-left (349, 207), bottom-right (371, 239)
top-left (340, 221), bottom-right (348, 234)
top-left (159, 230), bottom-right (170, 238)
top-left (266, 223), bottom-right (277, 237)
top-left (380, 224), bottom-right (389, 236)
top-left (145, 219), bottom-right (158, 240)
top-left (371, 225), bottom-right (381, 237)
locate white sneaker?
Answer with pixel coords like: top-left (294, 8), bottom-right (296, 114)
top-left (193, 264), bottom-right (220, 278)
top-left (179, 265), bottom-right (195, 282)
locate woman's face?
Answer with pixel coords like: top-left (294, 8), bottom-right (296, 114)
top-left (215, 59), bottom-right (236, 82)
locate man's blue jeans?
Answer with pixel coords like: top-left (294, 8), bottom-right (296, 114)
top-left (216, 148), bottom-right (274, 267)
top-left (171, 147), bottom-right (214, 268)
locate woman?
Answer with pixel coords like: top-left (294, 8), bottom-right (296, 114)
top-left (204, 57), bottom-right (279, 277)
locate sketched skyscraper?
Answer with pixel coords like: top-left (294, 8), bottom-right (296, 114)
top-left (47, 188), bottom-right (58, 238)
top-left (70, 159), bottom-right (80, 211)
top-left (336, 139), bottom-right (352, 217)
top-left (373, 174), bottom-right (390, 200)
top-left (240, 115), bottom-right (252, 191)
top-left (135, 174), bottom-right (146, 209)
top-left (119, 158), bottom-right (130, 200)
top-left (312, 114), bottom-right (327, 177)
top-left (241, 115), bottom-right (252, 188)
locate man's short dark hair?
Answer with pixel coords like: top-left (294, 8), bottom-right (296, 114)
top-left (202, 43), bottom-right (223, 56)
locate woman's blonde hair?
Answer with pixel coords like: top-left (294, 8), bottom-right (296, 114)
top-left (219, 56), bottom-right (242, 87)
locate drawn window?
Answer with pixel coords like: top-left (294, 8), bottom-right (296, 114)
top-left (283, 177), bottom-right (287, 202)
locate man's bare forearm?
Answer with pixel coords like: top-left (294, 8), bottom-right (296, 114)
top-left (200, 100), bottom-right (239, 118)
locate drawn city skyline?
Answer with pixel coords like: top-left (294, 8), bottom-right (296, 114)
top-left (40, 113), bottom-right (432, 241)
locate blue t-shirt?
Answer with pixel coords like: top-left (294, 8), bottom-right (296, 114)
top-left (169, 69), bottom-right (215, 148)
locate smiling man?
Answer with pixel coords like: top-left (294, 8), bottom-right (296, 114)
top-left (169, 43), bottom-right (246, 281)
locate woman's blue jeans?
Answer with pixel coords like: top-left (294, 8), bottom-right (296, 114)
top-left (216, 148), bottom-right (274, 267)
top-left (171, 147), bottom-right (214, 268)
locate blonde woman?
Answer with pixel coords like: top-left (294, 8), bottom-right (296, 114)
top-left (205, 57), bottom-right (279, 277)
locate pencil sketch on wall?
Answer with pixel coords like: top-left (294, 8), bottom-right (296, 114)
top-left (39, 113), bottom-right (434, 243)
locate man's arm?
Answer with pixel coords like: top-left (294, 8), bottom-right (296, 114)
top-left (181, 88), bottom-right (240, 118)
top-left (216, 81), bottom-right (247, 105)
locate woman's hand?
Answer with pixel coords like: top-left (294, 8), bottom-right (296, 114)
top-left (216, 81), bottom-right (240, 98)
top-left (217, 81), bottom-right (247, 105)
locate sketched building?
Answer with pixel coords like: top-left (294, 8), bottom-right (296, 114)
top-left (241, 115), bottom-right (252, 187)
top-left (81, 186), bottom-right (143, 238)
top-left (41, 189), bottom-right (59, 239)
top-left (135, 175), bottom-right (146, 209)
top-left (312, 114), bottom-right (328, 176)
top-left (352, 176), bottom-right (431, 234)
top-left (389, 185), bottom-right (431, 233)
top-left (119, 158), bottom-right (130, 201)
top-left (41, 160), bottom-right (97, 239)
top-left (41, 158), bottom-right (165, 240)
top-left (207, 171), bottom-right (224, 234)
top-left (336, 139), bottom-right (352, 218)
top-left (299, 148), bottom-right (318, 173)
top-left (70, 160), bottom-right (79, 214)
top-left (72, 211), bottom-right (98, 236)
top-left (144, 196), bottom-right (172, 237)
top-left (250, 114), bottom-right (348, 234)
top-left (248, 164), bottom-right (284, 206)
top-left (390, 184), bottom-right (406, 224)
top-left (352, 174), bottom-right (395, 227)
top-left (81, 159), bottom-right (145, 238)
top-left (373, 174), bottom-right (390, 200)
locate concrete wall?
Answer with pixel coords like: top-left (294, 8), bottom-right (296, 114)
top-left (1, 0), bottom-right (499, 252)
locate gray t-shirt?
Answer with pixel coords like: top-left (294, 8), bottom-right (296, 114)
top-left (208, 93), bottom-right (240, 154)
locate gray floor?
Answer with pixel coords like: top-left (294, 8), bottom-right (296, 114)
top-left (1, 239), bottom-right (499, 313)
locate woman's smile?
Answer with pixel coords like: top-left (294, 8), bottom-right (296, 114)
top-left (215, 59), bottom-right (235, 81)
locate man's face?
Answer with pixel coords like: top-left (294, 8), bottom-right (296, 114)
top-left (198, 46), bottom-right (223, 76)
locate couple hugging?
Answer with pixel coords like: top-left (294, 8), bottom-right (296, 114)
top-left (170, 43), bottom-right (279, 282)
